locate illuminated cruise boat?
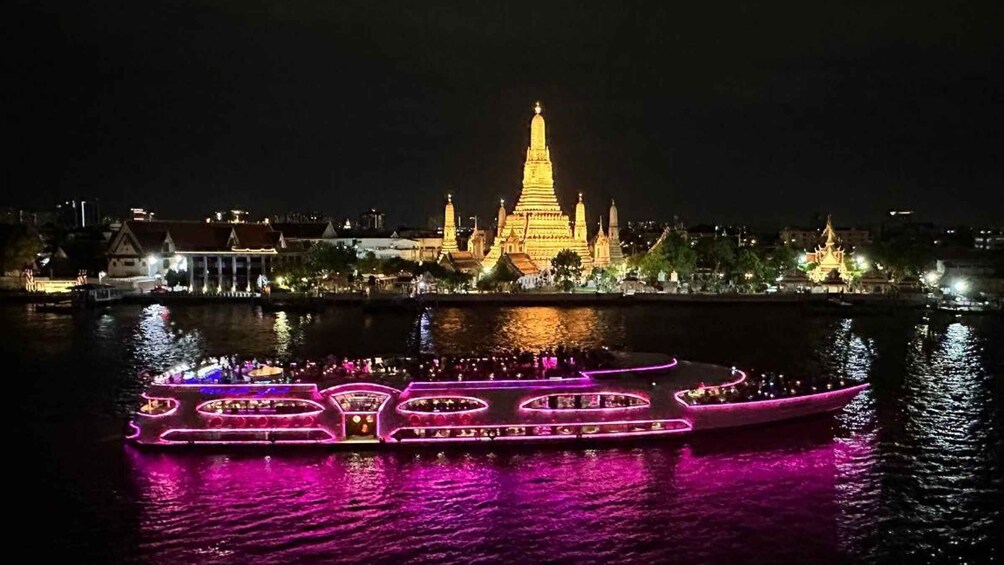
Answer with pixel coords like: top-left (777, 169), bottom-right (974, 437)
top-left (128, 350), bottom-right (868, 446)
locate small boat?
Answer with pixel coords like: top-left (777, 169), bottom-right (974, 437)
top-left (70, 284), bottom-right (122, 307)
top-left (127, 349), bottom-right (868, 447)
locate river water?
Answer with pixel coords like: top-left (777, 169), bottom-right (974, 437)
top-left (8, 303), bottom-right (1001, 563)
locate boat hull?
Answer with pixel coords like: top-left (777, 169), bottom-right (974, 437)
top-left (679, 384), bottom-right (868, 431)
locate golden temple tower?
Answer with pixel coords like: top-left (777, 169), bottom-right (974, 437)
top-left (608, 199), bottom-right (624, 262)
top-left (441, 194), bottom-right (458, 255)
top-left (482, 102), bottom-right (593, 270)
top-left (496, 199), bottom-right (507, 239)
top-left (574, 192), bottom-right (587, 242)
top-left (592, 216), bottom-right (611, 268)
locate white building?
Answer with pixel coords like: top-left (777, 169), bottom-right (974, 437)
top-left (106, 221), bottom-right (283, 292)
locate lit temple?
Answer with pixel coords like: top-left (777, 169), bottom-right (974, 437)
top-left (480, 103), bottom-right (593, 271)
top-left (440, 103), bottom-right (624, 278)
top-left (806, 215), bottom-right (851, 283)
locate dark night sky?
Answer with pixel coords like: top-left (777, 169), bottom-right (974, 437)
top-left (3, 0), bottom-right (1002, 228)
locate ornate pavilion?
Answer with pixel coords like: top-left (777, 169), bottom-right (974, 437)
top-left (805, 215), bottom-right (852, 284)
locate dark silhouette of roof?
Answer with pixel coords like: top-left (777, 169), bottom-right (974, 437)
top-left (271, 222), bottom-right (335, 240)
top-left (113, 221), bottom-right (280, 254)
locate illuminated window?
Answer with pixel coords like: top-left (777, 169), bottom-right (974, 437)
top-left (197, 398), bottom-right (323, 416)
top-left (397, 396), bottom-right (488, 414)
top-left (138, 397), bottom-right (177, 416)
top-left (333, 391), bottom-right (389, 412)
top-left (521, 393), bottom-right (649, 411)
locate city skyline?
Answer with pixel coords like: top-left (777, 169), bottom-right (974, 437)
top-left (5, 1), bottom-right (1002, 228)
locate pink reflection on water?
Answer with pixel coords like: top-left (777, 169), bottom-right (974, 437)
top-left (126, 425), bottom-right (875, 563)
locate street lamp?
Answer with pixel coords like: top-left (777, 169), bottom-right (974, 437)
top-left (952, 279), bottom-right (969, 295)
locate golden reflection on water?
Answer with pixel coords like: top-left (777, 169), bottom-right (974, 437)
top-left (426, 307), bottom-right (624, 352)
top-left (273, 311), bottom-right (291, 357)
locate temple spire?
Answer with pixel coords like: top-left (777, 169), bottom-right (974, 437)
top-left (574, 192), bottom-right (587, 242)
top-left (516, 101), bottom-right (559, 213)
top-left (823, 214), bottom-right (837, 247)
top-left (497, 198), bottom-right (507, 238)
top-left (608, 198), bottom-right (623, 263)
top-left (441, 193), bottom-right (458, 254)
top-left (529, 102), bottom-right (547, 154)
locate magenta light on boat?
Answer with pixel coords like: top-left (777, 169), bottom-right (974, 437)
top-left (675, 383), bottom-right (870, 411)
top-left (125, 420), bottom-right (141, 439)
top-left (159, 428), bottom-right (336, 444)
top-left (385, 419), bottom-right (692, 443)
top-left (407, 376), bottom-right (591, 388)
top-left (580, 359), bottom-right (678, 376)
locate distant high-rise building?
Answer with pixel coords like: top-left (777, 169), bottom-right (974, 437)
top-left (205, 209), bottom-right (250, 223)
top-left (271, 211), bottom-right (326, 223)
top-left (781, 223), bottom-right (871, 250)
top-left (974, 228), bottom-right (1004, 250)
top-left (359, 208), bottom-right (385, 230)
top-left (56, 199), bottom-right (101, 228)
top-left (130, 208), bottom-right (156, 221)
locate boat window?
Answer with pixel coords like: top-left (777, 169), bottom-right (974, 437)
top-left (521, 393), bottom-right (649, 410)
top-left (138, 397), bottom-right (177, 416)
top-left (397, 396), bottom-right (488, 413)
top-left (333, 392), bottom-right (389, 412)
top-left (198, 399), bottom-right (323, 416)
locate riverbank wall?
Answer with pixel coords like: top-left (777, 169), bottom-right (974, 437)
top-left (0, 290), bottom-right (930, 309)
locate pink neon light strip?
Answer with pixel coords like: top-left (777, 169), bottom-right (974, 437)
top-left (154, 382), bottom-right (319, 390)
top-left (675, 383), bottom-right (869, 411)
top-left (374, 393), bottom-right (392, 439)
top-left (135, 393), bottom-right (180, 418)
top-left (388, 418), bottom-right (690, 431)
top-left (384, 418), bottom-right (692, 438)
top-left (402, 360), bottom-right (678, 390)
top-left (494, 427), bottom-right (691, 440)
top-left (407, 377), bottom-right (591, 388)
top-left (319, 383), bottom-right (401, 397)
top-left (580, 359), bottom-right (678, 376)
top-left (195, 398), bottom-right (325, 417)
top-left (125, 420), bottom-right (141, 439)
top-left (154, 439), bottom-right (338, 446)
top-left (326, 390), bottom-right (392, 415)
top-left (518, 392), bottom-right (651, 412)
top-left (389, 420), bottom-right (693, 443)
top-left (158, 427), bottom-right (335, 444)
top-left (396, 396), bottom-right (490, 415)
